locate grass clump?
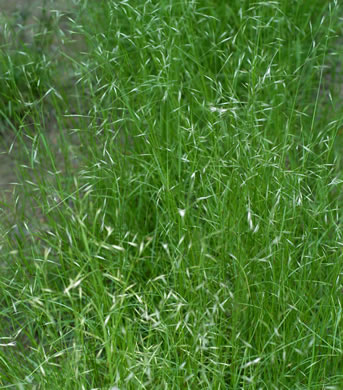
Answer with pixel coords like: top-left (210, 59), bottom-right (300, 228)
top-left (1, 0), bottom-right (343, 388)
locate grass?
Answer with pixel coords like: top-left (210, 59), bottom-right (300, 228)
top-left (1, 0), bottom-right (343, 388)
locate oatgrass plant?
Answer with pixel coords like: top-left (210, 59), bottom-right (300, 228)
top-left (1, 0), bottom-right (343, 388)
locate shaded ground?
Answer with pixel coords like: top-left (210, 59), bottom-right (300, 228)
top-left (0, 0), bottom-right (85, 233)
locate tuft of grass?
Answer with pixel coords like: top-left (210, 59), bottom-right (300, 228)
top-left (1, 0), bottom-right (343, 388)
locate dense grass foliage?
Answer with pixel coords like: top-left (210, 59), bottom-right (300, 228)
top-left (1, 0), bottom-right (343, 388)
